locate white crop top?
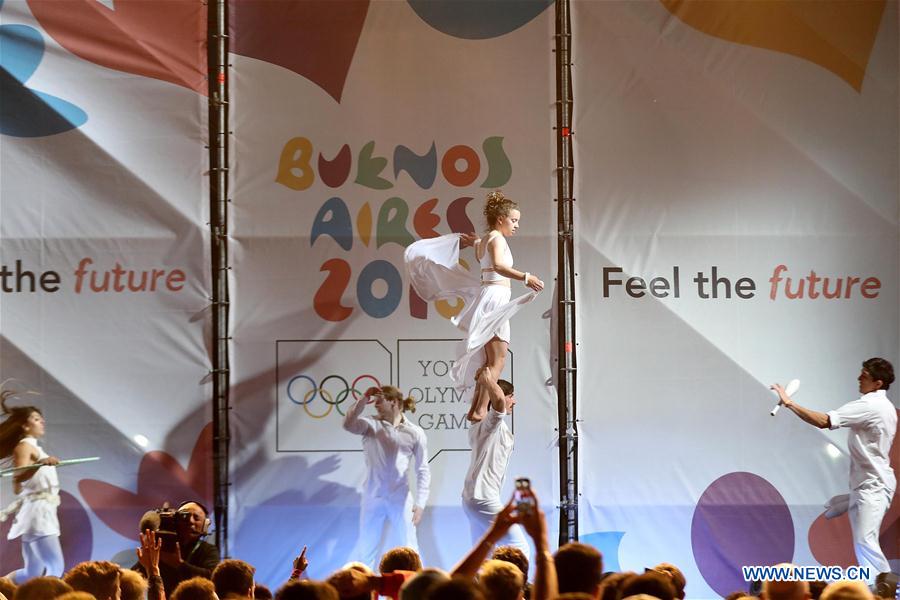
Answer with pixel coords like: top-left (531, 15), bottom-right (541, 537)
top-left (478, 234), bottom-right (513, 283)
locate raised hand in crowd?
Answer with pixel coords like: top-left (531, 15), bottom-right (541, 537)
top-left (137, 530), bottom-right (166, 600)
top-left (452, 486), bottom-right (558, 600)
top-left (137, 530), bottom-right (162, 577)
top-left (290, 546), bottom-right (308, 580)
top-left (516, 489), bottom-right (557, 600)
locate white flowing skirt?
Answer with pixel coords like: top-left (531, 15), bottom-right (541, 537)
top-left (405, 234), bottom-right (537, 396)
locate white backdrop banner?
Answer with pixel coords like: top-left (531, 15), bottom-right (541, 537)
top-left (0, 0), bottom-right (210, 572)
top-left (573, 1), bottom-right (899, 597)
top-left (229, 0), bottom-right (558, 586)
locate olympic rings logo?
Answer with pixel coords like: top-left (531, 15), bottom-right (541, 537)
top-left (286, 374), bottom-right (382, 419)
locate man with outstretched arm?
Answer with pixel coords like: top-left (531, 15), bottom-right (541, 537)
top-left (772, 358), bottom-right (896, 581)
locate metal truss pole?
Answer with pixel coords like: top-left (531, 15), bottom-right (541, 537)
top-left (554, 0), bottom-right (578, 544)
top-left (209, 0), bottom-right (231, 556)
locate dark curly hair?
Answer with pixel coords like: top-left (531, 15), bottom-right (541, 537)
top-left (863, 358), bottom-right (894, 391)
top-left (0, 384), bottom-right (42, 460)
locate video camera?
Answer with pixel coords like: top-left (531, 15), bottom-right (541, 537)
top-left (139, 506), bottom-right (196, 553)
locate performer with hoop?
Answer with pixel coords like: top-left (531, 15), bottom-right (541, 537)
top-left (0, 385), bottom-right (64, 582)
top-left (405, 190), bottom-right (544, 423)
top-left (343, 385), bottom-right (431, 568)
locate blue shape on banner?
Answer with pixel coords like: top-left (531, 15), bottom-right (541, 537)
top-left (408, 0), bottom-right (554, 40)
top-left (311, 197), bottom-right (354, 251)
top-left (0, 23), bottom-right (88, 137)
top-left (580, 531), bottom-right (625, 572)
top-left (357, 260), bottom-right (403, 318)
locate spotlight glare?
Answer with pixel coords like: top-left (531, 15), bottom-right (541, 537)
top-left (826, 443), bottom-right (841, 459)
top-left (133, 434), bottom-right (149, 448)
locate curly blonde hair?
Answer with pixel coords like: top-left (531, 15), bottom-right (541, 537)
top-left (378, 385), bottom-right (417, 413)
top-left (483, 190), bottom-right (518, 230)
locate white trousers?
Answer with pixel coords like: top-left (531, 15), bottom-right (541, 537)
top-left (356, 492), bottom-right (418, 569)
top-left (11, 533), bottom-right (64, 583)
top-left (462, 496), bottom-right (530, 557)
top-left (848, 485), bottom-right (893, 578)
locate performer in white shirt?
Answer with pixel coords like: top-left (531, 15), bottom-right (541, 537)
top-left (462, 368), bottom-right (529, 555)
top-left (772, 358), bottom-right (897, 579)
top-left (0, 386), bottom-right (63, 582)
top-left (343, 385), bottom-right (431, 568)
top-left (405, 190), bottom-right (544, 423)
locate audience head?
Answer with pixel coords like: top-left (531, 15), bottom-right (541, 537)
top-left (479, 559), bottom-right (524, 600)
top-left (120, 568), bottom-right (148, 600)
top-left (254, 583), bottom-right (273, 599)
top-left (556, 594), bottom-right (597, 600)
top-left (326, 566), bottom-right (371, 600)
top-left (0, 577), bottom-right (14, 600)
top-left (427, 576), bottom-right (487, 600)
top-left (379, 546), bottom-right (423, 573)
top-left (492, 545), bottom-right (528, 581)
top-left (809, 581), bottom-right (828, 600)
top-left (57, 593), bottom-right (96, 600)
top-left (762, 565), bottom-right (812, 600)
top-left (598, 572), bottom-right (637, 600)
top-left (213, 559), bottom-right (256, 599)
top-left (12, 576), bottom-right (73, 600)
top-left (651, 563), bottom-right (686, 599)
top-left (342, 562), bottom-right (372, 574)
top-left (398, 568), bottom-right (450, 600)
top-left (171, 576), bottom-right (219, 600)
top-left (620, 571), bottom-right (676, 600)
top-left (554, 542), bottom-right (603, 596)
top-left (63, 560), bottom-right (121, 600)
top-left (819, 581), bottom-right (874, 600)
top-left (275, 580), bottom-right (339, 600)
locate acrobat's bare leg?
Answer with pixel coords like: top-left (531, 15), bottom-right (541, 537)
top-left (467, 337), bottom-right (507, 422)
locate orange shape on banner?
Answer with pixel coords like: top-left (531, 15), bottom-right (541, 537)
top-left (79, 424), bottom-right (213, 539)
top-left (808, 409), bottom-right (900, 566)
top-left (659, 0), bottom-right (886, 91)
top-left (28, 0), bottom-right (207, 95)
top-left (230, 0), bottom-right (370, 103)
top-left (414, 198), bottom-right (442, 239)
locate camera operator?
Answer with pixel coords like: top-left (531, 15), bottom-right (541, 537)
top-left (134, 501), bottom-right (220, 595)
